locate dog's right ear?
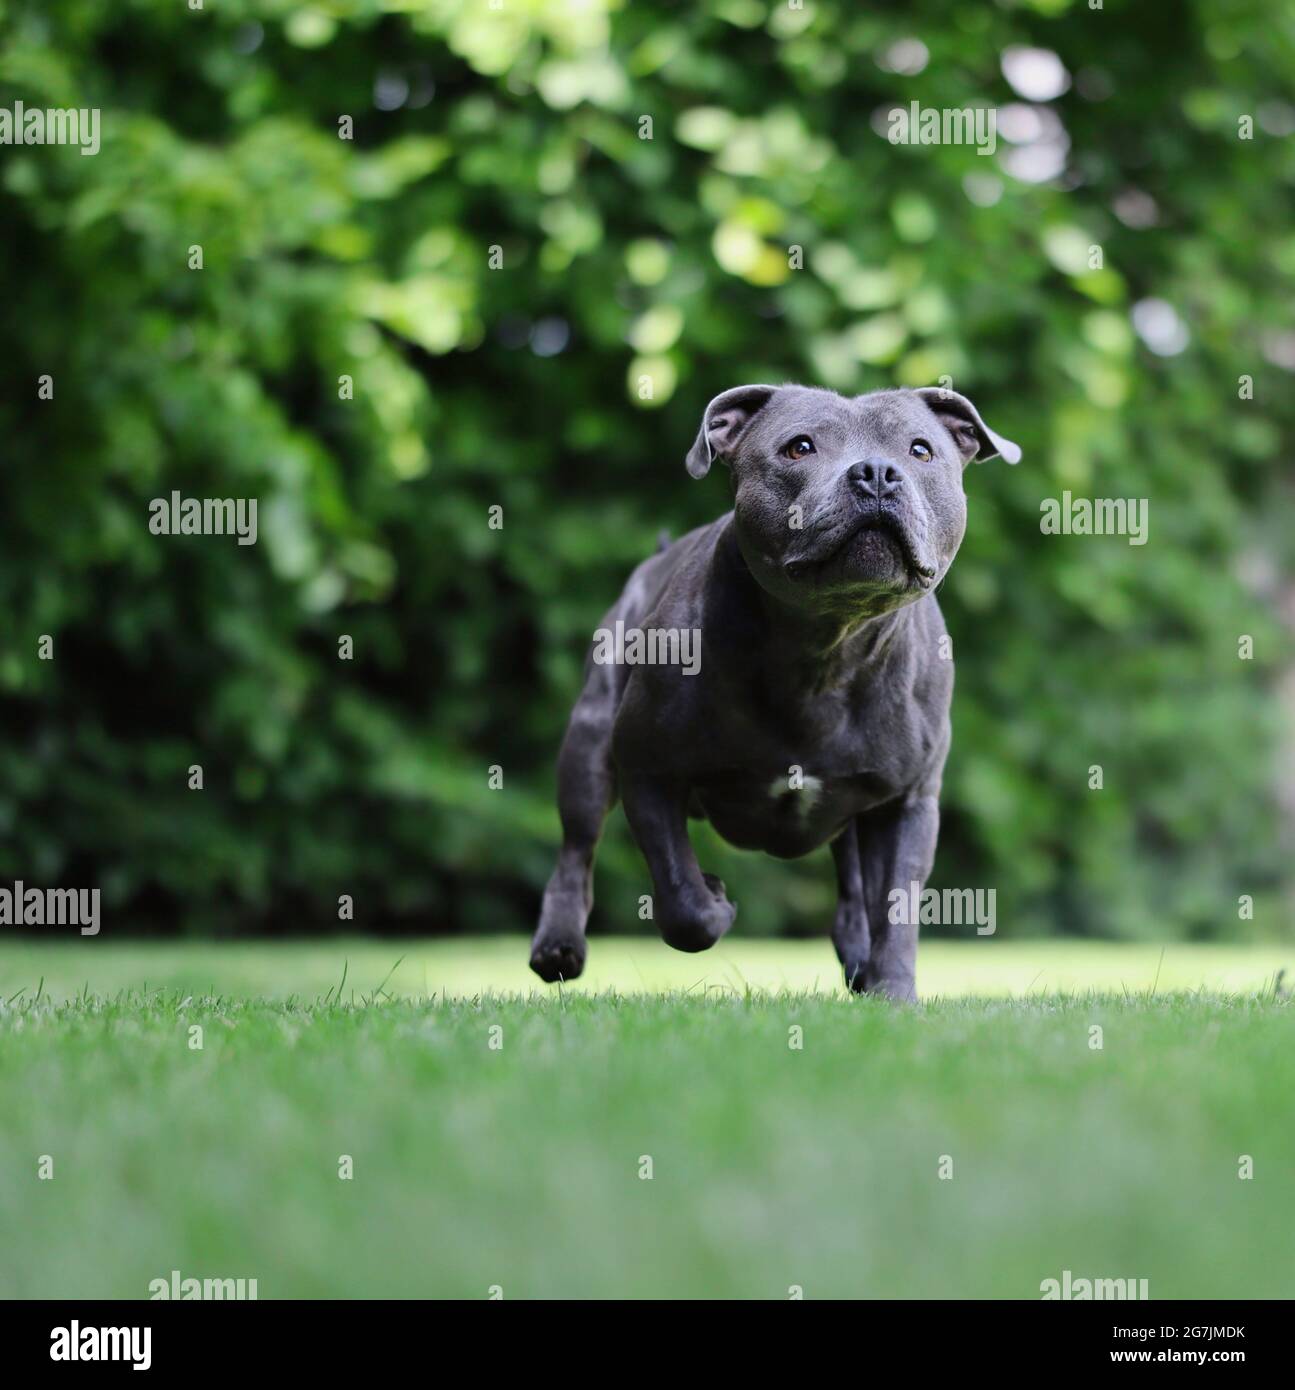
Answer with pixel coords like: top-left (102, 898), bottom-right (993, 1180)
top-left (685, 384), bottom-right (778, 479)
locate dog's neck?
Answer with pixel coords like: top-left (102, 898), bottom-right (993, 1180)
top-left (710, 519), bottom-right (917, 692)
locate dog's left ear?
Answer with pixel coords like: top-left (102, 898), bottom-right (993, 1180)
top-left (685, 384), bottom-right (778, 479)
top-left (915, 387), bottom-right (1021, 465)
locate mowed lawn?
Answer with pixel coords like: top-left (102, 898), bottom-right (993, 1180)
top-left (0, 937), bottom-right (1292, 1299)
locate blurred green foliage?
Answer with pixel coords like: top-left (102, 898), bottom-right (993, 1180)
top-left (0, 0), bottom-right (1291, 940)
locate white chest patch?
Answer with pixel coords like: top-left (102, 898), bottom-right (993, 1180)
top-left (768, 774), bottom-right (824, 815)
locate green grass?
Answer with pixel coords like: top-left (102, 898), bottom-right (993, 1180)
top-left (2, 938), bottom-right (1292, 1299)
top-left (2, 935), bottom-right (1292, 1001)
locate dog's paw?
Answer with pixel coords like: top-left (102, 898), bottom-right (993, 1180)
top-left (701, 872), bottom-right (733, 906)
top-left (841, 957), bottom-right (870, 993)
top-left (658, 876), bottom-right (736, 953)
top-left (528, 932), bottom-right (587, 984)
top-left (863, 975), bottom-right (917, 1004)
top-left (701, 873), bottom-right (738, 933)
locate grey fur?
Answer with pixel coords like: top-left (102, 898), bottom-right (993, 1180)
top-left (530, 384), bottom-right (1020, 999)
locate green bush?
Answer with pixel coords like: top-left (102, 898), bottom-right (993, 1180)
top-left (0, 0), bottom-right (1290, 939)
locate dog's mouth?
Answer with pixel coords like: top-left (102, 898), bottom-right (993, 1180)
top-left (784, 509), bottom-right (936, 587)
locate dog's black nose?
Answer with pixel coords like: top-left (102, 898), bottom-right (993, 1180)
top-left (848, 457), bottom-right (904, 499)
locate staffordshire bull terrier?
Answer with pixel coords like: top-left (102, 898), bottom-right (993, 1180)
top-left (530, 384), bottom-right (1020, 999)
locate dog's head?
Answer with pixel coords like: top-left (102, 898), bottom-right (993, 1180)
top-left (685, 383), bottom-right (1020, 618)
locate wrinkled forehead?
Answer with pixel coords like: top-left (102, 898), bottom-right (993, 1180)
top-left (853, 390), bottom-right (941, 442)
top-left (746, 387), bottom-right (939, 451)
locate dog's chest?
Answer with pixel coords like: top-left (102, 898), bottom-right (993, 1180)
top-left (691, 734), bottom-right (913, 855)
top-left (693, 767), bottom-right (895, 856)
top-left (688, 690), bottom-right (937, 855)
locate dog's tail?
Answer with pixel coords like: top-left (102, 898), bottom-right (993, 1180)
top-left (656, 528), bottom-right (672, 554)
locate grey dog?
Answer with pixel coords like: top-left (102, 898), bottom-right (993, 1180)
top-left (529, 384), bottom-right (1020, 999)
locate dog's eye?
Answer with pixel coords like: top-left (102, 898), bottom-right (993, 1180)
top-left (781, 435), bottom-right (816, 460)
top-left (909, 438), bottom-right (933, 462)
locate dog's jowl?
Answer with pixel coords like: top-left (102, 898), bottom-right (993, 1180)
top-left (530, 385), bottom-right (1020, 999)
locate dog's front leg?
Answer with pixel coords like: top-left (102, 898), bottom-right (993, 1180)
top-left (621, 773), bottom-right (736, 953)
top-left (830, 824), bottom-right (871, 992)
top-left (855, 794), bottom-right (940, 1002)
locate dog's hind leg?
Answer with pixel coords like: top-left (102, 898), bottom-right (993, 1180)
top-left (529, 666), bottom-right (619, 983)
